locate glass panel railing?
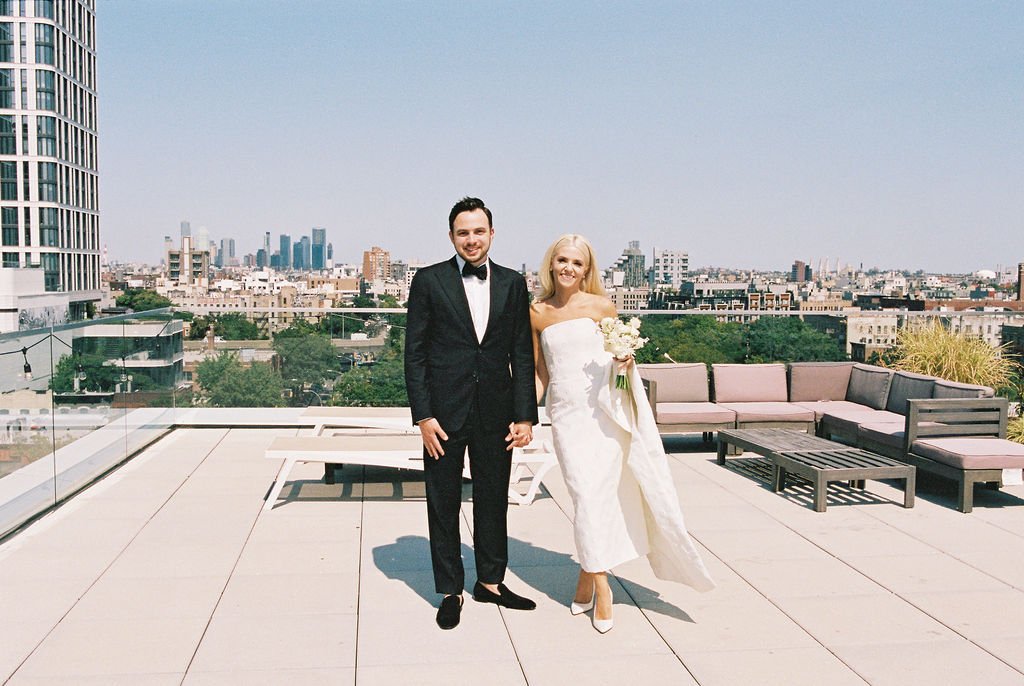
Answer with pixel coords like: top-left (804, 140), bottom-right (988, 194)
top-left (0, 328), bottom-right (57, 536)
top-left (2, 304), bottom-right (1019, 537)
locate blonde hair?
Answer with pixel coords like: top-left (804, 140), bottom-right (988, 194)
top-left (537, 233), bottom-right (606, 301)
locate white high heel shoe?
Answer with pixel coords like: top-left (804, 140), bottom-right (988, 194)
top-left (570, 584), bottom-right (594, 616)
top-left (592, 587), bottom-right (613, 634)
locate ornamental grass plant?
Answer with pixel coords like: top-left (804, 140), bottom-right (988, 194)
top-left (1009, 417), bottom-right (1024, 445)
top-left (885, 320), bottom-right (1021, 393)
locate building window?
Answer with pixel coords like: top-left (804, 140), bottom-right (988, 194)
top-left (0, 23), bottom-right (11, 62)
top-left (34, 68), bottom-right (54, 110)
top-left (38, 206), bottom-right (56, 246)
top-left (0, 3), bottom-right (12, 17)
top-left (0, 69), bottom-right (12, 109)
top-left (41, 251), bottom-right (57, 290)
top-left (33, 21), bottom-right (52, 64)
top-left (36, 115), bottom-right (55, 157)
top-left (2, 251), bottom-right (17, 267)
top-left (1, 206), bottom-right (16, 246)
top-left (0, 161), bottom-right (15, 200)
top-left (33, 0), bottom-right (52, 20)
top-left (0, 115), bottom-right (13, 155)
top-left (37, 160), bottom-right (56, 201)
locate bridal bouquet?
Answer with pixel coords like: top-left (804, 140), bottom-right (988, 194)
top-left (599, 317), bottom-right (648, 391)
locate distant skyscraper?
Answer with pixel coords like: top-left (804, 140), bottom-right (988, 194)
top-left (311, 227), bottom-right (326, 270)
top-left (263, 231), bottom-right (271, 259)
top-left (196, 225), bottom-right (209, 255)
top-left (256, 248), bottom-right (267, 269)
top-left (362, 246), bottom-right (391, 282)
top-left (327, 242), bottom-right (333, 262)
top-left (300, 236), bottom-right (311, 270)
top-left (791, 260), bottom-right (812, 283)
top-left (0, 1), bottom-right (100, 331)
top-left (180, 220), bottom-right (191, 238)
top-left (651, 248), bottom-right (689, 289)
top-left (611, 241), bottom-right (645, 288)
top-left (279, 234), bottom-right (291, 270)
top-left (292, 240), bottom-right (304, 270)
top-left (163, 236), bottom-right (174, 265)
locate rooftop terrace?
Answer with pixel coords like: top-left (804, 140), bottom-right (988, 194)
top-left (3, 423), bottom-right (1024, 685)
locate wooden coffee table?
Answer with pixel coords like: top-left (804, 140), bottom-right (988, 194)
top-left (717, 428), bottom-right (916, 512)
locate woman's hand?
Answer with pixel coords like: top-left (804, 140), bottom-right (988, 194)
top-left (613, 354), bottom-right (634, 374)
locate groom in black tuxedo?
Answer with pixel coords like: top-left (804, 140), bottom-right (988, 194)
top-left (405, 197), bottom-right (539, 629)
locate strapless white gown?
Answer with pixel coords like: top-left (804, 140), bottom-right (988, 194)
top-left (540, 317), bottom-right (714, 591)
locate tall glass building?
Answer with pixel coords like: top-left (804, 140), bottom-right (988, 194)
top-left (0, 0), bottom-right (98, 332)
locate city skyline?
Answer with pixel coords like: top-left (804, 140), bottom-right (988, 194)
top-left (100, 2), bottom-right (1023, 273)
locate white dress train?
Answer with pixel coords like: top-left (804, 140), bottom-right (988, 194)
top-left (540, 317), bottom-right (714, 591)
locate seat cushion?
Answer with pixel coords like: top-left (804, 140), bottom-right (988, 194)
top-left (788, 362), bottom-right (854, 402)
top-left (712, 364), bottom-right (788, 403)
top-left (655, 402), bottom-right (735, 426)
top-left (885, 371), bottom-right (936, 415)
top-left (820, 409), bottom-right (903, 439)
top-left (911, 437), bottom-right (1024, 469)
top-left (638, 363), bottom-right (709, 402)
top-left (858, 421), bottom-right (912, 451)
top-left (793, 400), bottom-right (874, 421)
top-left (932, 379), bottom-right (995, 399)
top-left (717, 402), bottom-right (814, 423)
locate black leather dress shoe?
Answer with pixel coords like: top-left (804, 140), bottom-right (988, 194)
top-left (472, 581), bottom-right (537, 610)
top-left (436, 594), bottom-right (463, 630)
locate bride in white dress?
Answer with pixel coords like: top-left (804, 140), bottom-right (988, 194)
top-left (530, 234), bottom-right (714, 633)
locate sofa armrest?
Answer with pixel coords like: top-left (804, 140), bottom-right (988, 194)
top-left (642, 377), bottom-right (658, 408)
top-left (905, 397), bottom-right (1009, 449)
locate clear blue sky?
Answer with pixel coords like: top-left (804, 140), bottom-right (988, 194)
top-left (98, 0), bottom-right (1023, 274)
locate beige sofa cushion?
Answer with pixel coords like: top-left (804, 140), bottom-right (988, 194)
top-left (788, 362), bottom-right (854, 402)
top-left (911, 437), bottom-right (1024, 469)
top-left (637, 363), bottom-right (709, 402)
top-left (717, 402), bottom-right (814, 423)
top-left (655, 402), bottom-right (735, 426)
top-left (712, 364), bottom-right (787, 403)
top-left (793, 400), bottom-right (873, 421)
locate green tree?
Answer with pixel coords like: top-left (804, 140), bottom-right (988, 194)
top-left (189, 313), bottom-right (263, 340)
top-left (635, 315), bottom-right (744, 365)
top-left (330, 357), bottom-right (409, 407)
top-left (195, 351), bottom-right (241, 392)
top-left (116, 289), bottom-right (172, 312)
top-left (274, 332), bottom-right (337, 386)
top-left (208, 362), bottom-right (285, 407)
top-left (742, 317), bottom-right (846, 363)
top-left (49, 353), bottom-right (122, 393)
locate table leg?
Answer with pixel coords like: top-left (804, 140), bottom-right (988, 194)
top-left (772, 464), bottom-right (786, 492)
top-left (904, 472), bottom-right (915, 508)
top-left (813, 474), bottom-right (828, 512)
top-left (717, 440), bottom-right (728, 465)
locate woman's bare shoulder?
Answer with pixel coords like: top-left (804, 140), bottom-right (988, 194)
top-left (583, 293), bottom-right (617, 319)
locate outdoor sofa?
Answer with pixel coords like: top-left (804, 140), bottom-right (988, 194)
top-left (638, 360), bottom-right (1024, 511)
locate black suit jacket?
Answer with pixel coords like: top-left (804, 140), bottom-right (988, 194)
top-left (404, 256), bottom-right (538, 434)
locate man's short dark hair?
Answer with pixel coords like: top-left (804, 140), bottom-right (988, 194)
top-left (448, 197), bottom-right (492, 232)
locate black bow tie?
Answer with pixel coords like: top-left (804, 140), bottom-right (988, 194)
top-left (461, 261), bottom-right (488, 281)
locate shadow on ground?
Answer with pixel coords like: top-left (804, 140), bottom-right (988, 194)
top-left (372, 534), bottom-right (694, 622)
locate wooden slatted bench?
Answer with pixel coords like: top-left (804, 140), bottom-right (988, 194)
top-left (717, 428), bottom-right (915, 512)
top-left (264, 432), bottom-right (557, 510)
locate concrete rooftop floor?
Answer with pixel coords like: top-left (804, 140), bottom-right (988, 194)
top-left (2, 425), bottom-right (1024, 685)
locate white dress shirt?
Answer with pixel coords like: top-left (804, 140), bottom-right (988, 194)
top-left (456, 255), bottom-right (490, 343)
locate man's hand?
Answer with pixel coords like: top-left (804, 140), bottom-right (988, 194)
top-left (505, 421), bottom-right (533, 451)
top-left (418, 418), bottom-right (448, 459)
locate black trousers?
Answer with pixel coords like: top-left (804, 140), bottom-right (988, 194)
top-left (423, 415), bottom-right (512, 595)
